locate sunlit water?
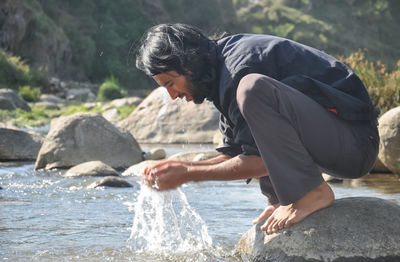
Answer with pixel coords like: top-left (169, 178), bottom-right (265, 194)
top-left (1, 145), bottom-right (400, 261)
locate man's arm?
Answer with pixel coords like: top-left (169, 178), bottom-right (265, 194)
top-left (143, 154), bottom-right (267, 190)
top-left (179, 153), bottom-right (232, 165)
top-left (188, 154), bottom-right (267, 181)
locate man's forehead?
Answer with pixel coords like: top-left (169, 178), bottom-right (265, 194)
top-left (153, 71), bottom-right (179, 85)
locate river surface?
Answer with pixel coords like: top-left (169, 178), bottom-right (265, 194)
top-left (1, 144), bottom-right (400, 261)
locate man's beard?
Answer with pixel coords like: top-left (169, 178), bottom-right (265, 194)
top-left (186, 78), bottom-right (212, 104)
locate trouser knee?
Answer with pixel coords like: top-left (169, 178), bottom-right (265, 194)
top-left (236, 73), bottom-right (277, 117)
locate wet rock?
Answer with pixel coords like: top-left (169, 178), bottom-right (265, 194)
top-left (118, 87), bottom-right (219, 144)
top-left (378, 106), bottom-right (400, 175)
top-left (35, 113), bottom-right (143, 170)
top-left (144, 148), bottom-right (166, 160)
top-left (169, 150), bottom-right (220, 162)
top-left (236, 197), bottom-right (400, 262)
top-left (65, 161), bottom-right (119, 177)
top-left (0, 128), bottom-right (44, 160)
top-left (0, 89), bottom-right (31, 111)
top-left (94, 176), bottom-right (133, 188)
top-left (122, 160), bottom-right (158, 176)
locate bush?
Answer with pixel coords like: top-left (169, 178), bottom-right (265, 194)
top-left (0, 49), bottom-right (31, 89)
top-left (96, 76), bottom-right (123, 101)
top-left (18, 85), bottom-right (41, 102)
top-left (341, 50), bottom-right (400, 115)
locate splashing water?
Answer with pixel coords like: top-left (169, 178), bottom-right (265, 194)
top-left (127, 184), bottom-right (212, 256)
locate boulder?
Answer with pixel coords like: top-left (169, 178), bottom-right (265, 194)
top-left (35, 113), bottom-right (143, 170)
top-left (122, 160), bottom-right (158, 176)
top-left (236, 197), bottom-right (400, 262)
top-left (43, 78), bottom-right (68, 97)
top-left (102, 108), bottom-right (120, 122)
top-left (213, 131), bottom-right (224, 148)
top-left (370, 157), bottom-right (391, 173)
top-left (0, 128), bottom-right (44, 160)
top-left (322, 173), bottom-right (343, 183)
top-left (109, 96), bottom-right (143, 108)
top-left (34, 101), bottom-right (61, 110)
top-left (144, 148), bottom-right (166, 160)
top-left (0, 89), bottom-right (31, 111)
top-left (93, 176), bottom-right (133, 188)
top-left (65, 161), bottom-right (119, 177)
top-left (39, 94), bottom-right (65, 104)
top-left (66, 88), bottom-right (95, 102)
top-left (378, 107), bottom-right (400, 175)
top-left (118, 87), bottom-right (219, 144)
top-left (168, 150), bottom-right (220, 161)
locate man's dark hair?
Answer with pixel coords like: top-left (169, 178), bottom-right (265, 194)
top-left (136, 23), bottom-right (219, 104)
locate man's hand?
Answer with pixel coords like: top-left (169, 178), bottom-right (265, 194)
top-left (142, 159), bottom-right (190, 190)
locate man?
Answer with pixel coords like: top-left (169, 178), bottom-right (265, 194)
top-left (135, 23), bottom-right (379, 234)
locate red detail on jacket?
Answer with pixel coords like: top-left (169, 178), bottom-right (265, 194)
top-left (328, 108), bottom-right (338, 114)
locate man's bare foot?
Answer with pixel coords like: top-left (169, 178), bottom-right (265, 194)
top-left (261, 181), bottom-right (334, 234)
top-left (252, 203), bottom-right (281, 225)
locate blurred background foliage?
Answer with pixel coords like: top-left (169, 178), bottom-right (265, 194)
top-left (0, 0), bottom-right (399, 112)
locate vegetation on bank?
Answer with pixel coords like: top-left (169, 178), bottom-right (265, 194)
top-left (342, 50), bottom-right (400, 114)
top-left (96, 76), bottom-right (124, 102)
top-left (0, 103), bottom-right (136, 128)
top-left (0, 49), bottom-right (49, 91)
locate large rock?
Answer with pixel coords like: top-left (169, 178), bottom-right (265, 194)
top-left (118, 87), bottom-right (219, 144)
top-left (370, 157), bottom-right (391, 173)
top-left (0, 89), bottom-right (31, 111)
top-left (109, 97), bottom-right (143, 108)
top-left (66, 88), bottom-right (95, 103)
top-left (236, 197), bottom-right (400, 262)
top-left (39, 94), bottom-right (65, 104)
top-left (35, 113), bottom-right (143, 170)
top-left (0, 128), bottom-right (44, 160)
top-left (378, 107), bottom-right (400, 175)
top-left (168, 150), bottom-right (220, 162)
top-left (65, 161), bottom-right (119, 177)
top-left (93, 176), bottom-right (133, 188)
top-left (144, 148), bottom-right (166, 160)
top-left (122, 160), bottom-right (158, 176)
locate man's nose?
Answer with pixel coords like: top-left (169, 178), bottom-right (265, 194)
top-left (167, 88), bottom-right (179, 100)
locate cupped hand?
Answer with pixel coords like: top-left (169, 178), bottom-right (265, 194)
top-left (142, 159), bottom-right (190, 190)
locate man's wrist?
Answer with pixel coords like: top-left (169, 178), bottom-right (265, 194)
top-left (186, 164), bottom-right (206, 182)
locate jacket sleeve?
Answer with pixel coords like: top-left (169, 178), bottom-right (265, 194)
top-left (216, 112), bottom-right (260, 157)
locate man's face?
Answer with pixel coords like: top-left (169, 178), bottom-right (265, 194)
top-left (153, 71), bottom-right (204, 104)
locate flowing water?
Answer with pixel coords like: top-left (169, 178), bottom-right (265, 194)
top-left (1, 145), bottom-right (400, 261)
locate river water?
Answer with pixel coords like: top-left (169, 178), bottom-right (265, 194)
top-left (1, 145), bottom-right (400, 261)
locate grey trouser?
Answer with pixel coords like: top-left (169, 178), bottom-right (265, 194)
top-left (236, 74), bottom-right (379, 205)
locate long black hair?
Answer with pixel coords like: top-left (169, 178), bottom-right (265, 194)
top-left (136, 23), bottom-right (220, 104)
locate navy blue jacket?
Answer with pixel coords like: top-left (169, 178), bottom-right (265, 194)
top-left (206, 34), bottom-right (378, 157)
